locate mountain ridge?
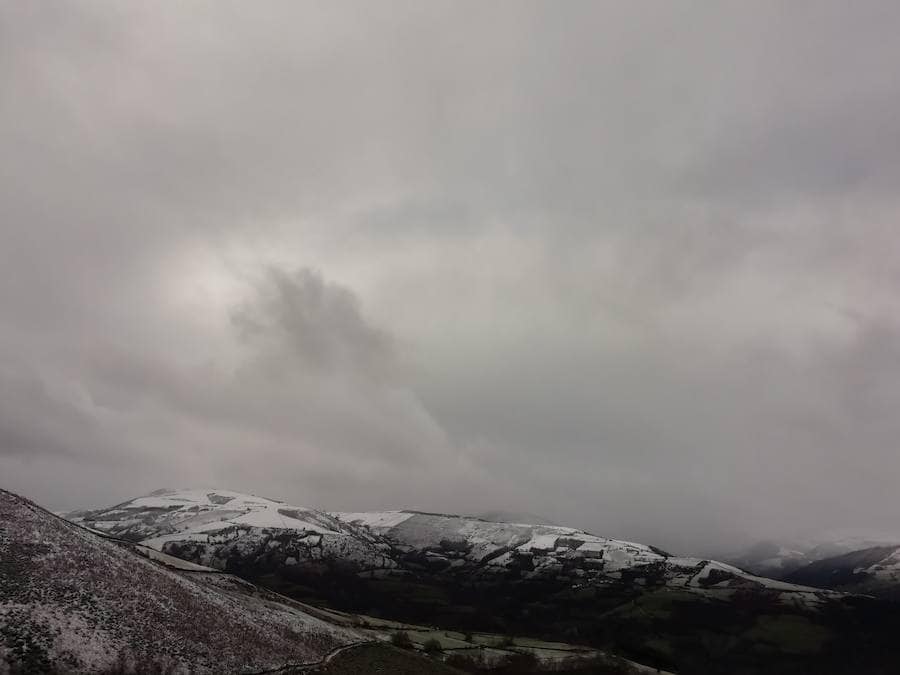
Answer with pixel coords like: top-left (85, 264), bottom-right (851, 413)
top-left (727, 533), bottom-right (900, 580)
top-left (39, 487), bottom-right (900, 673)
top-left (67, 488), bottom-right (825, 598)
top-left (786, 544), bottom-right (900, 598)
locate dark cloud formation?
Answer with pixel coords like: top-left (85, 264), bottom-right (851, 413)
top-left (2, 1), bottom-right (900, 554)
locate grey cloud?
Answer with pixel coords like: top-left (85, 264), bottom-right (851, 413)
top-left (0, 368), bottom-right (91, 458)
top-left (2, 1), bottom-right (900, 554)
top-left (232, 268), bottom-right (396, 379)
top-left (51, 267), bottom-right (460, 511)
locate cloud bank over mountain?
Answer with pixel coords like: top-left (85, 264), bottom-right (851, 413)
top-left (3, 1), bottom-right (900, 553)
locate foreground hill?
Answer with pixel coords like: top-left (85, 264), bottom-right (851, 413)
top-left (66, 489), bottom-right (900, 674)
top-left (0, 489), bottom-right (360, 673)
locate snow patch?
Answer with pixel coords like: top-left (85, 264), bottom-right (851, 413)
top-left (332, 511), bottom-right (415, 529)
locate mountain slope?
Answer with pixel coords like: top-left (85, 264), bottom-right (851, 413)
top-left (728, 533), bottom-right (900, 580)
top-left (69, 488), bottom-right (351, 541)
top-left (726, 540), bottom-right (811, 578)
top-left (68, 488), bottom-right (393, 575)
top-left (70, 490), bottom-right (825, 599)
top-left (330, 508), bottom-right (825, 597)
top-left (474, 510), bottom-right (558, 526)
top-left (0, 489), bottom-right (360, 674)
top-left (68, 489), bottom-right (900, 674)
top-left (786, 545), bottom-right (900, 598)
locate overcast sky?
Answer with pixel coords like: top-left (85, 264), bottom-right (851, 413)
top-left (2, 1), bottom-right (900, 554)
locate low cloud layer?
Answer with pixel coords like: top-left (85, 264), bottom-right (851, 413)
top-left (3, 1), bottom-right (900, 554)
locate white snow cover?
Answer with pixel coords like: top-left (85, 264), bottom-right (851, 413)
top-left (227, 507), bottom-right (333, 532)
top-left (134, 544), bottom-right (217, 571)
top-left (128, 489), bottom-right (337, 532)
top-left (330, 510), bottom-right (415, 529)
top-left (520, 532), bottom-right (565, 551)
top-left (512, 525), bottom-right (663, 570)
top-left (1, 489), bottom-right (360, 674)
top-left (75, 488), bottom-right (347, 546)
top-left (871, 548), bottom-right (900, 577)
top-left (72, 489), bottom-right (834, 603)
top-left (835, 547), bottom-right (900, 583)
top-left (730, 530), bottom-right (900, 577)
top-left (662, 557), bottom-right (827, 594)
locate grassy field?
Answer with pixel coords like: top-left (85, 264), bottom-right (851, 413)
top-left (304, 641), bottom-right (655, 675)
top-left (307, 643), bottom-right (465, 674)
top-left (277, 595), bottom-right (662, 672)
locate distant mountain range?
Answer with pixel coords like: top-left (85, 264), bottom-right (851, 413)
top-left (67, 488), bottom-right (825, 601)
top-left (727, 532), bottom-right (900, 580)
top-left (785, 545), bottom-right (900, 599)
top-left (58, 488), bottom-right (900, 674)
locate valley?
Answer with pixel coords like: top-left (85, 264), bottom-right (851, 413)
top-left (54, 488), bottom-right (900, 674)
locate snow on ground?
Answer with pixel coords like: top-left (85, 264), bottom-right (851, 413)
top-left (694, 560), bottom-right (746, 580)
top-left (331, 510), bottom-right (415, 529)
top-left (868, 548), bottom-right (900, 580)
top-left (520, 532), bottom-right (564, 551)
top-left (140, 531), bottom-right (212, 550)
top-left (71, 489), bottom-right (842, 608)
top-left (134, 544), bottom-right (217, 571)
top-left (662, 557), bottom-right (834, 596)
top-left (73, 488), bottom-right (347, 543)
top-left (228, 507), bottom-right (337, 532)
top-left (1, 489), bottom-right (361, 674)
top-left (512, 524), bottom-right (662, 564)
top-left (126, 488), bottom-right (274, 510)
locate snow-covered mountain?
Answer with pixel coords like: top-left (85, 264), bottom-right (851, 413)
top-left (60, 489), bottom-right (900, 674)
top-left (728, 532), bottom-right (900, 580)
top-left (473, 510), bottom-right (558, 526)
top-left (726, 540), bottom-right (814, 578)
top-left (69, 489), bottom-right (832, 603)
top-left (786, 545), bottom-right (900, 598)
top-left (0, 489), bottom-right (359, 674)
top-left (69, 487), bottom-right (352, 540)
top-left (68, 488), bottom-right (396, 573)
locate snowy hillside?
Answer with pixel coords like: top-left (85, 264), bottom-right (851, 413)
top-left (786, 545), bottom-right (900, 597)
top-left (474, 510), bottom-right (558, 526)
top-left (61, 489), bottom-right (896, 674)
top-left (68, 488), bottom-right (395, 573)
top-left (332, 509), bottom-right (831, 600)
top-left (728, 532), bottom-right (900, 580)
top-left (70, 488), bottom-right (350, 540)
top-left (69, 489), bottom-right (831, 604)
top-left (0, 489), bottom-right (360, 674)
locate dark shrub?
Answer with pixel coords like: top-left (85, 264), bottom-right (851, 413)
top-left (496, 634), bottom-right (515, 648)
top-left (423, 637), bottom-right (444, 654)
top-left (390, 630), bottom-right (413, 648)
